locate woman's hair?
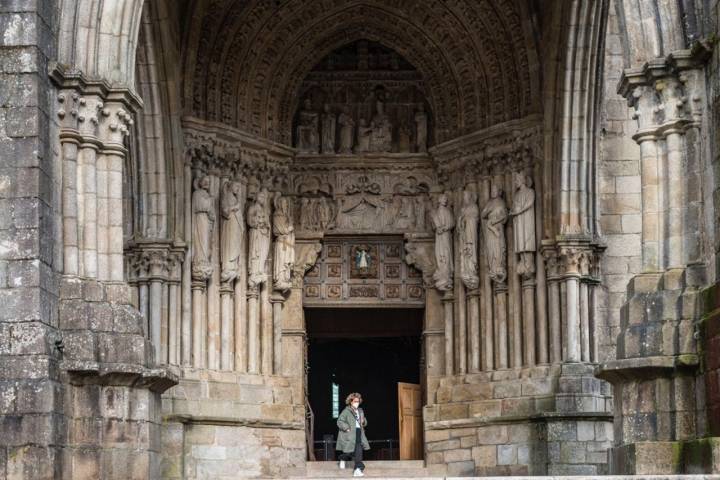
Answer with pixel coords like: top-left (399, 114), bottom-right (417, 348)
top-left (345, 392), bottom-right (362, 405)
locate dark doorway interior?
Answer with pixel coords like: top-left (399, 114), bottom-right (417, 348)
top-left (306, 308), bottom-right (423, 461)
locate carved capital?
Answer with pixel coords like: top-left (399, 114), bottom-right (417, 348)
top-left (558, 246), bottom-right (591, 277)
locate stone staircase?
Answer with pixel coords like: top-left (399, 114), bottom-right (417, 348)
top-left (290, 460), bottom-right (430, 478)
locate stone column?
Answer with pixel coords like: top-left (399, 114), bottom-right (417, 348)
top-left (558, 244), bottom-right (586, 363)
top-left (467, 289), bottom-right (481, 372)
top-left (542, 243), bottom-right (562, 364)
top-left (192, 280), bottom-right (206, 368)
top-left (220, 281), bottom-right (235, 370)
top-left (522, 277), bottom-right (536, 366)
top-left (271, 292), bottom-right (285, 375)
top-left (247, 286), bottom-right (261, 374)
top-left (57, 91), bottom-right (81, 275)
top-left (493, 282), bottom-right (508, 369)
top-left (442, 291), bottom-right (455, 375)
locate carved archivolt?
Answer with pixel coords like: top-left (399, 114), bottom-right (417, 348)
top-left (183, 0), bottom-right (539, 145)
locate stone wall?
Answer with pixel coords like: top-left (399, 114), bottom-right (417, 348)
top-left (597, 1), bottom-right (643, 364)
top-left (423, 365), bottom-right (613, 476)
top-left (161, 372), bottom-right (306, 478)
top-left (0, 1), bottom-right (61, 478)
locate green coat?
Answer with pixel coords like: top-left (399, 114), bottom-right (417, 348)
top-left (335, 406), bottom-right (370, 453)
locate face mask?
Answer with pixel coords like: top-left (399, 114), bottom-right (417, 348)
top-left (352, 402), bottom-right (360, 408)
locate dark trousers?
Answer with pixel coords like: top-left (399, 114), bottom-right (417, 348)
top-left (339, 428), bottom-right (365, 471)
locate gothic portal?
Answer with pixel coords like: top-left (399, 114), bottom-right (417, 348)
top-left (2, 0), bottom-right (720, 478)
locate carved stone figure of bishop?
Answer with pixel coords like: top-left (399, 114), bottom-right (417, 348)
top-left (481, 182), bottom-right (508, 286)
top-left (247, 189), bottom-right (271, 288)
top-left (510, 173), bottom-right (536, 279)
top-left (321, 104), bottom-right (336, 154)
top-left (430, 193), bottom-right (454, 291)
top-left (220, 180), bottom-right (244, 283)
top-left (191, 175), bottom-right (215, 281)
top-left (272, 195), bottom-right (295, 292)
top-left (458, 190), bottom-right (480, 290)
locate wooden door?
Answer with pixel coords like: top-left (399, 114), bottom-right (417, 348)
top-left (398, 382), bottom-right (423, 460)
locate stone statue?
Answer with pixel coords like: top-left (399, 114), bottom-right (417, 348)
top-left (337, 106), bottom-right (355, 154)
top-left (355, 119), bottom-right (371, 153)
top-left (317, 196), bottom-right (335, 230)
top-left (415, 104), bottom-right (428, 153)
top-left (369, 100), bottom-right (392, 152)
top-left (191, 175), bottom-right (215, 280)
top-left (296, 98), bottom-right (319, 153)
top-left (247, 189), bottom-right (271, 288)
top-left (430, 194), bottom-right (454, 291)
top-left (510, 173), bottom-right (536, 279)
top-left (272, 195), bottom-right (295, 292)
top-left (458, 190), bottom-right (479, 289)
top-left (321, 104), bottom-right (336, 154)
top-left (481, 182), bottom-right (508, 285)
top-left (299, 197), bottom-right (313, 230)
top-left (398, 124), bottom-right (411, 153)
top-left (220, 180), bottom-right (244, 283)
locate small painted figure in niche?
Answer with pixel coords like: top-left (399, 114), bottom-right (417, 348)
top-left (296, 98), bottom-right (319, 154)
top-left (355, 247), bottom-right (371, 271)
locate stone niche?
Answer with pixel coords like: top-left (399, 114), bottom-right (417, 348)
top-left (293, 40), bottom-right (431, 155)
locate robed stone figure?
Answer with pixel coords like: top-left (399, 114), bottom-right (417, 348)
top-left (338, 106), bottom-right (355, 154)
top-left (510, 173), bottom-right (536, 279)
top-left (296, 99), bottom-right (319, 153)
top-left (220, 180), bottom-right (244, 283)
top-left (191, 175), bottom-right (215, 280)
top-left (430, 194), bottom-right (454, 291)
top-left (458, 190), bottom-right (479, 289)
top-left (415, 104), bottom-right (428, 153)
top-left (321, 104), bottom-right (336, 154)
top-left (247, 190), bottom-right (271, 289)
top-left (272, 195), bottom-right (295, 292)
top-left (481, 182), bottom-right (508, 285)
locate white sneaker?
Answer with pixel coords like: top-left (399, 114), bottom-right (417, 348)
top-left (353, 468), bottom-right (364, 477)
top-left (338, 460), bottom-right (345, 469)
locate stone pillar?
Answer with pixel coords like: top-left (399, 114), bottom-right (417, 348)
top-left (522, 277), bottom-right (536, 366)
top-left (493, 282), bottom-right (508, 369)
top-left (192, 280), bottom-right (206, 368)
top-left (599, 45), bottom-right (716, 475)
top-left (558, 244), bottom-right (587, 363)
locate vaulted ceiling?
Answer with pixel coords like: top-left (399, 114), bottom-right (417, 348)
top-left (181, 0), bottom-right (541, 145)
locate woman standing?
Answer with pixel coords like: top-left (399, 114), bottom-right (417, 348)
top-left (336, 392), bottom-right (370, 477)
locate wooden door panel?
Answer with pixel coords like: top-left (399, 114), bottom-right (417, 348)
top-left (398, 382), bottom-right (423, 460)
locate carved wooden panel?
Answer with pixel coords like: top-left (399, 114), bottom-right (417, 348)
top-left (303, 236), bottom-right (424, 306)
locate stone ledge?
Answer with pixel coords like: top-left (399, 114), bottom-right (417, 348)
top-left (425, 411), bottom-right (612, 430)
top-left (63, 359), bottom-right (179, 393)
top-left (163, 413), bottom-right (304, 430)
top-left (596, 355), bottom-right (699, 382)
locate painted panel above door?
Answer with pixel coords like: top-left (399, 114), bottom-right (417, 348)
top-left (303, 236), bottom-right (424, 307)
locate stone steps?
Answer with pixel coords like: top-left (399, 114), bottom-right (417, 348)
top-left (290, 460), bottom-right (430, 478)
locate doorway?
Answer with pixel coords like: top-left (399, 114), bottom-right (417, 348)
top-left (306, 308), bottom-right (424, 461)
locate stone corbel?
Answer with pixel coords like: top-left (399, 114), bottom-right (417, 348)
top-left (291, 235), bottom-right (323, 288)
top-left (404, 233), bottom-right (436, 287)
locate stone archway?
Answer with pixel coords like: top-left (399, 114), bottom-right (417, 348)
top-left (5, 0), bottom-right (720, 478)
